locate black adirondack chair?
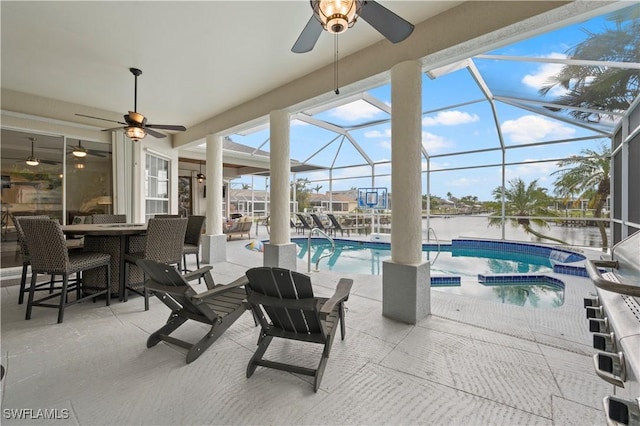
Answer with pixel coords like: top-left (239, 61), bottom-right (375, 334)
top-left (136, 259), bottom-right (249, 364)
top-left (244, 267), bottom-right (353, 392)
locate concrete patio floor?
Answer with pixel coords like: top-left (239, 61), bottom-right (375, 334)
top-left (0, 235), bottom-right (610, 425)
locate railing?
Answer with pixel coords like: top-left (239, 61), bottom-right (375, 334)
top-left (427, 227), bottom-right (441, 265)
top-left (307, 227), bottom-right (336, 273)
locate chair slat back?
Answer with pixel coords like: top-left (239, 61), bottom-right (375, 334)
top-left (144, 218), bottom-right (188, 264)
top-left (184, 215), bottom-right (205, 245)
top-left (310, 214), bottom-right (324, 229)
top-left (246, 267), bottom-right (322, 334)
top-left (327, 214), bottom-right (342, 230)
top-left (20, 218), bottom-right (70, 274)
top-left (296, 214), bottom-right (312, 229)
top-left (136, 259), bottom-right (213, 319)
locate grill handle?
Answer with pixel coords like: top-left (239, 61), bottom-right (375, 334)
top-left (586, 260), bottom-right (640, 297)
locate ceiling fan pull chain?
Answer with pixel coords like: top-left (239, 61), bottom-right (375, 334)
top-left (334, 33), bottom-right (340, 95)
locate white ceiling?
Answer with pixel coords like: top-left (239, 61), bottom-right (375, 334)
top-left (1, 1), bottom-right (459, 133)
top-left (2, 1), bottom-right (621, 153)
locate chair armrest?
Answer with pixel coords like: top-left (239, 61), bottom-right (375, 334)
top-left (191, 275), bottom-right (249, 301)
top-left (319, 278), bottom-right (353, 315)
top-left (183, 266), bottom-right (213, 282)
top-left (145, 280), bottom-right (189, 296)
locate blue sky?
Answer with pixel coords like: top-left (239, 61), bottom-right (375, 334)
top-left (229, 5), bottom-right (632, 201)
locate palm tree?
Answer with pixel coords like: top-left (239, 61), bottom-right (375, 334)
top-left (489, 178), bottom-right (567, 244)
top-left (552, 142), bottom-right (610, 249)
top-left (313, 184), bottom-right (323, 194)
top-left (539, 11), bottom-right (640, 122)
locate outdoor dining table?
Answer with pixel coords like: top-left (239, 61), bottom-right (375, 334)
top-left (61, 223), bottom-right (147, 301)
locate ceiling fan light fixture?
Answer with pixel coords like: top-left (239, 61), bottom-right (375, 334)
top-left (126, 126), bottom-right (146, 142)
top-left (26, 137), bottom-right (40, 166)
top-left (72, 145), bottom-right (88, 158)
top-left (313, 0), bottom-right (361, 34)
top-left (197, 161), bottom-right (206, 183)
top-left (25, 156), bottom-right (40, 166)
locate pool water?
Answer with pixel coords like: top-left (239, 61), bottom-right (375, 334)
top-left (293, 238), bottom-right (580, 308)
top-left (295, 239), bottom-right (556, 277)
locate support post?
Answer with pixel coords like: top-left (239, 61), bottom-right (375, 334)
top-left (383, 60), bottom-right (430, 324)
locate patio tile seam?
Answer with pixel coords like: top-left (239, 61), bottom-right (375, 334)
top-left (428, 313), bottom-right (589, 356)
top-left (376, 361), bottom-right (554, 423)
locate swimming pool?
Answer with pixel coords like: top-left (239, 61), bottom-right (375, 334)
top-left (292, 238), bottom-right (585, 308)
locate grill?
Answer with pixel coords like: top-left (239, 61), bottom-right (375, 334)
top-left (585, 231), bottom-right (640, 425)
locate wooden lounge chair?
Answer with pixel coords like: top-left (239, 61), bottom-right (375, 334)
top-left (244, 267), bottom-right (353, 392)
top-left (136, 259), bottom-right (249, 364)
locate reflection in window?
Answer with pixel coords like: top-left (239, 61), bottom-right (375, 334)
top-left (65, 138), bottom-right (113, 222)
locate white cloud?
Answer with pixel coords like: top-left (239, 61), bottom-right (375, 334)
top-left (505, 161), bottom-right (556, 180)
top-left (422, 131), bottom-right (452, 152)
top-left (449, 177), bottom-right (480, 188)
top-left (377, 140), bottom-right (391, 150)
top-left (364, 129), bottom-right (391, 138)
top-left (521, 53), bottom-right (568, 98)
top-left (329, 100), bottom-right (384, 122)
top-left (501, 115), bottom-right (575, 144)
top-left (422, 110), bottom-right (480, 127)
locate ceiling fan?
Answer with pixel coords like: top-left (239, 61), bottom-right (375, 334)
top-left (8, 138), bottom-right (61, 166)
top-left (68, 140), bottom-right (108, 158)
top-left (76, 68), bottom-right (186, 142)
top-left (292, 0), bottom-right (414, 53)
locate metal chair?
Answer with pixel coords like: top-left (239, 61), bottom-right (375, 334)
top-left (91, 214), bottom-right (127, 224)
top-left (310, 213), bottom-right (335, 236)
top-left (123, 217), bottom-right (188, 310)
top-left (21, 218), bottom-right (111, 323)
top-left (13, 215), bottom-right (52, 305)
top-left (296, 213), bottom-right (313, 235)
top-left (182, 215), bottom-right (206, 275)
top-left (327, 213), bottom-right (356, 237)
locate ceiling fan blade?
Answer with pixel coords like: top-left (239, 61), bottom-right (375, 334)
top-left (87, 149), bottom-right (108, 157)
top-left (75, 113), bottom-right (126, 125)
top-left (292, 15), bottom-right (323, 53)
top-left (40, 159), bottom-right (61, 165)
top-left (359, 0), bottom-right (414, 44)
top-left (145, 128), bottom-right (167, 139)
top-left (101, 126), bottom-right (126, 132)
top-left (145, 124), bottom-right (187, 131)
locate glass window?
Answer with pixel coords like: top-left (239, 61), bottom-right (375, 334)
top-left (145, 153), bottom-right (170, 221)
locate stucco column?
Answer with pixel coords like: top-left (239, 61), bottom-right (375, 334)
top-left (264, 110), bottom-right (296, 269)
top-left (391, 61), bottom-right (423, 263)
top-left (202, 133), bottom-right (226, 263)
top-left (383, 60), bottom-right (430, 323)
